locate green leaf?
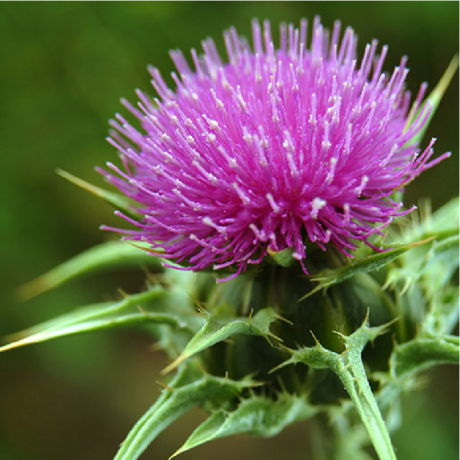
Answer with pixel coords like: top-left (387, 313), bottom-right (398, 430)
top-left (0, 287), bottom-right (195, 353)
top-left (420, 197), bottom-right (459, 235)
top-left (163, 305), bottom-right (281, 374)
top-left (428, 197), bottom-right (460, 233)
top-left (114, 366), bottom-right (257, 460)
top-left (421, 236), bottom-right (459, 299)
top-left (390, 336), bottom-right (459, 379)
top-left (17, 240), bottom-right (163, 301)
top-left (301, 240), bottom-right (432, 301)
top-left (385, 233), bottom-right (459, 297)
top-left (57, 169), bottom-right (142, 217)
top-left (422, 287), bottom-right (459, 337)
top-left (171, 394), bottom-right (317, 458)
top-left (391, 197), bottom-right (459, 246)
top-left (277, 320), bottom-right (397, 460)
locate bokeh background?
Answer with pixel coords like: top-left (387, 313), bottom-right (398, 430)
top-left (0, 2), bottom-right (458, 460)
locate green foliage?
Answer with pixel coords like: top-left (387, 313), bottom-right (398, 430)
top-left (163, 305), bottom-right (281, 374)
top-left (0, 287), bottom-right (200, 353)
top-left (114, 362), bottom-right (257, 460)
top-left (390, 336), bottom-right (459, 379)
top-left (57, 169), bottom-right (142, 217)
top-left (173, 393), bottom-right (317, 458)
top-left (17, 240), bottom-right (162, 301)
top-left (2, 198), bottom-right (458, 460)
top-left (301, 241), bottom-right (429, 300)
top-left (277, 320), bottom-right (397, 460)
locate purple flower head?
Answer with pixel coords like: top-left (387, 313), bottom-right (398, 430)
top-left (101, 18), bottom-right (449, 280)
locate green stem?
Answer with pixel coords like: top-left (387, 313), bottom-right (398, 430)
top-left (336, 360), bottom-right (396, 460)
top-left (287, 331), bottom-right (397, 460)
top-left (332, 324), bottom-right (397, 460)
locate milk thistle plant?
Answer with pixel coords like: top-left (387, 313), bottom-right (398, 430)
top-left (3, 18), bottom-right (459, 460)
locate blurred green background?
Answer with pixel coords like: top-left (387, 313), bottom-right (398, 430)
top-left (0, 2), bottom-right (458, 459)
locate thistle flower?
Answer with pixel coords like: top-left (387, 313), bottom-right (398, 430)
top-left (101, 18), bottom-right (449, 278)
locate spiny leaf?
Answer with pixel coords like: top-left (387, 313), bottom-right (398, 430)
top-left (277, 320), bottom-right (397, 460)
top-left (114, 368), bottom-right (257, 460)
top-left (390, 197), bottom-right (459, 246)
top-left (171, 394), bottom-right (317, 458)
top-left (276, 318), bottom-right (391, 373)
top-left (390, 336), bottom-right (459, 379)
top-left (1, 288), bottom-right (194, 352)
top-left (385, 233), bottom-right (459, 295)
top-left (57, 169), bottom-right (141, 217)
top-left (418, 197), bottom-right (459, 236)
top-left (162, 305), bottom-right (281, 374)
top-left (301, 239), bottom-right (432, 301)
top-left (17, 240), bottom-right (163, 301)
top-left (422, 287), bottom-right (459, 337)
top-left (422, 233), bottom-right (460, 274)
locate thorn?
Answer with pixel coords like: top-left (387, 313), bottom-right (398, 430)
top-left (382, 277), bottom-right (391, 290)
top-left (169, 447), bottom-right (183, 460)
top-left (276, 375), bottom-right (288, 394)
top-left (384, 316), bottom-right (400, 328)
top-left (276, 314), bottom-right (293, 325)
top-left (278, 343), bottom-right (295, 353)
top-left (195, 305), bottom-right (208, 316)
top-left (138, 263), bottom-right (151, 277)
top-left (116, 288), bottom-right (129, 299)
top-left (400, 278), bottom-right (412, 295)
top-left (161, 353), bottom-right (188, 375)
top-left (197, 360), bottom-right (207, 375)
top-left (339, 346), bottom-right (350, 357)
top-left (310, 330), bottom-right (320, 345)
top-left (352, 376), bottom-right (366, 394)
top-left (171, 304), bottom-right (203, 317)
top-left (333, 330), bottom-right (347, 342)
top-left (298, 284), bottom-right (323, 302)
top-left (136, 305), bottom-right (149, 316)
top-left (268, 332), bottom-right (283, 342)
top-left (246, 380), bottom-right (265, 389)
top-left (374, 316), bottom-right (400, 338)
top-left (407, 235), bottom-right (436, 248)
top-left (363, 308), bottom-right (370, 325)
top-left (155, 380), bottom-right (173, 391)
top-left (139, 263), bottom-right (162, 286)
top-left (269, 359), bottom-right (291, 374)
top-left (127, 241), bottom-right (165, 255)
top-left (187, 293), bottom-right (207, 311)
top-left (248, 308), bottom-right (254, 320)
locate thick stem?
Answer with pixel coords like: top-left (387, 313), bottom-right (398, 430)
top-left (336, 363), bottom-right (396, 460)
